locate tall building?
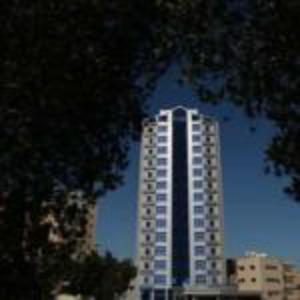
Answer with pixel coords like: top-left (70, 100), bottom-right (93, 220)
top-left (136, 107), bottom-right (226, 300)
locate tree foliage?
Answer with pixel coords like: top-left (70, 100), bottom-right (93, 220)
top-left (61, 252), bottom-right (136, 300)
top-left (0, 0), bottom-right (299, 298)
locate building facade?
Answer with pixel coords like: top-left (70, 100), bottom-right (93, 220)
top-left (233, 252), bottom-right (300, 300)
top-left (136, 107), bottom-right (226, 300)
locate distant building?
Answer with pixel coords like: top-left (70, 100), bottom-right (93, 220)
top-left (136, 107), bottom-right (226, 299)
top-left (229, 251), bottom-right (300, 300)
top-left (47, 190), bottom-right (97, 256)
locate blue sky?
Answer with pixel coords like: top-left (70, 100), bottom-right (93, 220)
top-left (97, 66), bottom-right (300, 266)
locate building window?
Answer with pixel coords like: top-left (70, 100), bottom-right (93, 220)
top-left (195, 246), bottom-right (205, 256)
top-left (192, 124), bottom-right (201, 131)
top-left (155, 246), bottom-right (166, 256)
top-left (196, 275), bottom-right (206, 284)
top-left (157, 194), bottom-right (167, 202)
top-left (194, 206), bottom-right (204, 214)
top-left (145, 248), bottom-right (151, 256)
top-left (146, 208), bottom-right (151, 215)
top-left (195, 260), bottom-right (206, 270)
top-left (192, 114), bottom-right (200, 121)
top-left (147, 160), bottom-right (153, 167)
top-left (194, 231), bottom-right (205, 241)
top-left (239, 266), bottom-right (245, 271)
top-left (145, 221), bottom-right (151, 228)
top-left (193, 146), bottom-right (202, 153)
top-left (211, 248), bottom-right (216, 255)
top-left (157, 181), bottom-right (167, 189)
top-left (194, 193), bottom-right (204, 201)
top-left (157, 136), bottom-right (167, 143)
top-left (250, 265), bottom-right (256, 270)
top-left (251, 278), bottom-right (257, 283)
top-left (154, 275), bottom-right (167, 285)
top-left (157, 169), bottom-right (167, 177)
top-left (157, 126), bottom-right (167, 133)
top-left (157, 147), bottom-right (167, 154)
top-left (145, 235), bottom-right (151, 242)
top-left (210, 234), bottom-right (216, 241)
top-left (144, 262), bottom-right (150, 269)
top-left (156, 219), bottom-right (166, 228)
top-left (192, 135), bottom-right (201, 142)
top-left (194, 180), bottom-right (203, 189)
top-left (147, 172), bottom-right (153, 179)
top-left (194, 219), bottom-right (205, 228)
top-left (193, 169), bottom-right (202, 177)
top-left (154, 260), bottom-right (166, 270)
top-left (156, 206), bottom-right (167, 214)
top-left (156, 232), bottom-right (166, 242)
top-left (157, 158), bottom-right (167, 166)
top-left (211, 261), bottom-right (217, 269)
top-left (159, 115), bottom-right (168, 122)
top-left (193, 157), bottom-right (202, 165)
top-left (146, 195), bottom-right (152, 202)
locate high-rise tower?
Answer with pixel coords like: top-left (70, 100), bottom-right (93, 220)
top-left (136, 107), bottom-right (225, 300)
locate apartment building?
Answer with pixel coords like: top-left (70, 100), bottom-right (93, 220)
top-left (136, 107), bottom-right (226, 300)
top-left (232, 252), bottom-right (300, 300)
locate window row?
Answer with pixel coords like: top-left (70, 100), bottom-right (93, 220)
top-left (195, 246), bottom-right (219, 256)
top-left (156, 192), bottom-right (204, 202)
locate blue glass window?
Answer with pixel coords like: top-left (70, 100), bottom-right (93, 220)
top-left (194, 193), bottom-right (204, 201)
top-left (156, 219), bottom-right (166, 228)
top-left (156, 232), bottom-right (166, 242)
top-left (195, 260), bottom-right (206, 270)
top-left (194, 231), bottom-right (205, 241)
top-left (193, 169), bottom-right (202, 176)
top-left (154, 260), bottom-right (167, 270)
top-left (157, 136), bottom-right (167, 143)
top-left (155, 246), bottom-right (166, 256)
top-left (196, 275), bottom-right (206, 284)
top-left (157, 194), bottom-right (167, 202)
top-left (154, 275), bottom-right (167, 285)
top-left (192, 135), bottom-right (201, 142)
top-left (157, 169), bottom-right (167, 177)
top-left (194, 180), bottom-right (203, 189)
top-left (157, 126), bottom-right (167, 133)
top-left (157, 147), bottom-right (167, 154)
top-left (193, 157), bottom-right (202, 165)
top-left (193, 146), bottom-right (202, 153)
top-left (194, 206), bottom-right (204, 214)
top-left (192, 124), bottom-right (201, 131)
top-left (157, 158), bottom-right (167, 166)
top-left (157, 181), bottom-right (167, 189)
top-left (194, 218), bottom-right (204, 228)
top-left (195, 246), bottom-right (205, 256)
top-left (159, 115), bottom-right (168, 122)
top-left (156, 206), bottom-right (167, 214)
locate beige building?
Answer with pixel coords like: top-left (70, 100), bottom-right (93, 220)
top-left (283, 263), bottom-right (300, 300)
top-left (232, 252), bottom-right (300, 300)
top-left (47, 190), bottom-right (97, 256)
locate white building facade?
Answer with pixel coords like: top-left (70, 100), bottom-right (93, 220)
top-left (136, 107), bottom-right (226, 300)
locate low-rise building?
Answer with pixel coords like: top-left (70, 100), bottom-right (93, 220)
top-left (228, 252), bottom-right (300, 300)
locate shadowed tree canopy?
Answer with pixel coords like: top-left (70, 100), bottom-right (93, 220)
top-left (61, 252), bottom-right (136, 299)
top-left (0, 0), bottom-right (299, 298)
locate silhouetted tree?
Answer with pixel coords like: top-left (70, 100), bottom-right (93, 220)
top-left (61, 252), bottom-right (136, 300)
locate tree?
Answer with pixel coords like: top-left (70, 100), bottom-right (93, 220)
top-left (61, 252), bottom-right (136, 300)
top-left (0, 0), bottom-right (299, 298)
